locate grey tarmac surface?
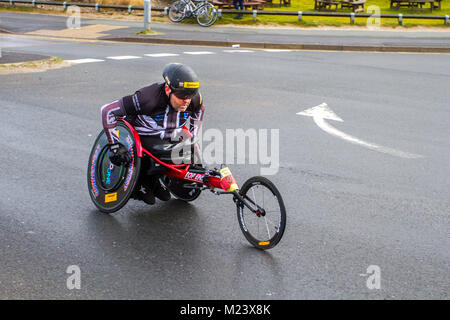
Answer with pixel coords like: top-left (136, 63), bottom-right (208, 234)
top-left (0, 49), bottom-right (50, 63)
top-left (1, 11), bottom-right (450, 49)
top-left (0, 13), bottom-right (449, 300)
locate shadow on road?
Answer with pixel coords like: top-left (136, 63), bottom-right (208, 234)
top-left (85, 199), bottom-right (203, 257)
top-left (230, 245), bottom-right (285, 298)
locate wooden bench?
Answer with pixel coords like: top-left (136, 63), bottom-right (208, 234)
top-left (264, 0), bottom-right (291, 7)
top-left (246, 0), bottom-right (266, 10)
top-left (390, 0), bottom-right (440, 11)
top-left (315, 0), bottom-right (341, 11)
top-left (211, 0), bottom-right (266, 10)
top-left (210, 0), bottom-right (233, 9)
top-left (341, 0), bottom-right (366, 12)
top-left (433, 0), bottom-right (442, 9)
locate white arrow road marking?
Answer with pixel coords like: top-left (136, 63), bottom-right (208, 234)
top-left (297, 103), bottom-right (424, 159)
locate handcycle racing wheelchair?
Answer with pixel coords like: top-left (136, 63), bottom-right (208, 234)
top-left (87, 119), bottom-right (286, 250)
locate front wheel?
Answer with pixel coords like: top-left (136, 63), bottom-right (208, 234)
top-left (169, 1), bottom-right (187, 22)
top-left (196, 3), bottom-right (218, 27)
top-left (236, 176), bottom-right (286, 250)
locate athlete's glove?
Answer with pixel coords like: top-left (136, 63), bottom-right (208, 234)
top-left (109, 143), bottom-right (131, 166)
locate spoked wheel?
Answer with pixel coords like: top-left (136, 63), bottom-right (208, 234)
top-left (236, 176), bottom-right (286, 250)
top-left (160, 176), bottom-right (202, 202)
top-left (169, 0), bottom-right (187, 22)
top-left (196, 3), bottom-right (218, 27)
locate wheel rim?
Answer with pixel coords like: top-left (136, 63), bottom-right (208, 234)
top-left (97, 146), bottom-right (126, 192)
top-left (169, 2), bottom-right (186, 22)
top-left (87, 123), bottom-right (141, 213)
top-left (197, 5), bottom-right (217, 26)
top-left (239, 184), bottom-right (283, 245)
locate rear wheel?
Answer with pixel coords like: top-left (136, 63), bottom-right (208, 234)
top-left (236, 176), bottom-right (286, 250)
top-left (196, 3), bottom-right (218, 27)
top-left (87, 123), bottom-right (141, 213)
top-left (169, 1), bottom-right (187, 22)
top-left (160, 176), bottom-right (202, 202)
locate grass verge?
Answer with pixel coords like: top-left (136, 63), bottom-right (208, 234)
top-left (0, 56), bottom-right (70, 74)
top-left (0, 1), bottom-right (448, 28)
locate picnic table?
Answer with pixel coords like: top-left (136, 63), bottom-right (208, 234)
top-left (315, 0), bottom-right (340, 11)
top-left (390, 0), bottom-right (442, 11)
top-left (211, 0), bottom-right (266, 10)
top-left (315, 0), bottom-right (366, 12)
top-left (265, 0), bottom-right (291, 6)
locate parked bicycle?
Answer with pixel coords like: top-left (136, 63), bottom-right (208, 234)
top-left (169, 0), bottom-right (218, 27)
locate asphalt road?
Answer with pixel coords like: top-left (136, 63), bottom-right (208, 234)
top-left (0, 32), bottom-right (449, 299)
top-left (1, 10), bottom-right (450, 47)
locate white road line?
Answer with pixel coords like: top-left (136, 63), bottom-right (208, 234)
top-left (106, 56), bottom-right (142, 60)
top-left (144, 53), bottom-right (180, 57)
top-left (263, 49), bottom-right (292, 52)
top-left (66, 58), bottom-right (105, 64)
top-left (223, 50), bottom-right (255, 53)
top-left (183, 51), bottom-right (215, 55)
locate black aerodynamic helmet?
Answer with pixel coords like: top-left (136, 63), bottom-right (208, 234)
top-left (163, 63), bottom-right (199, 98)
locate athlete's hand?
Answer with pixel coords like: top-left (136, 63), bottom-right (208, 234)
top-left (109, 143), bottom-right (131, 166)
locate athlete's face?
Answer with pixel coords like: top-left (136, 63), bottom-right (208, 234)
top-left (165, 84), bottom-right (192, 112)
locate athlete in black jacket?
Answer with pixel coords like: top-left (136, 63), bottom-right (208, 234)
top-left (100, 63), bottom-right (205, 204)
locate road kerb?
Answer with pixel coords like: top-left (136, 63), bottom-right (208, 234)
top-left (103, 36), bottom-right (450, 53)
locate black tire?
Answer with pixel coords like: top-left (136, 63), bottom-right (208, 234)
top-left (160, 176), bottom-right (202, 202)
top-left (236, 176), bottom-right (286, 250)
top-left (196, 3), bottom-right (218, 27)
top-left (169, 1), bottom-right (187, 22)
top-left (87, 122), bottom-right (141, 213)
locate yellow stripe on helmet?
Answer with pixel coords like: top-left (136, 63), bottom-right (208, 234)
top-left (183, 82), bottom-right (199, 89)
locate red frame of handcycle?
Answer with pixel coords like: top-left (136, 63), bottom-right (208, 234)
top-left (120, 119), bottom-right (224, 191)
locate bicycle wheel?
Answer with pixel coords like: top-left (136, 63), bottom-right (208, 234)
top-left (236, 176), bottom-right (286, 250)
top-left (169, 1), bottom-right (187, 22)
top-left (196, 3), bottom-right (218, 27)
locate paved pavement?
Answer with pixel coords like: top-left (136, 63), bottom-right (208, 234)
top-left (0, 49), bottom-right (50, 63)
top-left (1, 11), bottom-right (450, 64)
top-left (0, 11), bottom-right (449, 300)
top-left (101, 20), bottom-right (450, 50)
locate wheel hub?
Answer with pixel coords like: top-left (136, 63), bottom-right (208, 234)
top-left (256, 209), bottom-right (266, 217)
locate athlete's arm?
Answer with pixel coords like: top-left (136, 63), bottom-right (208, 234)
top-left (101, 90), bottom-right (144, 144)
top-left (101, 100), bottom-right (124, 145)
top-left (189, 94), bottom-right (205, 137)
